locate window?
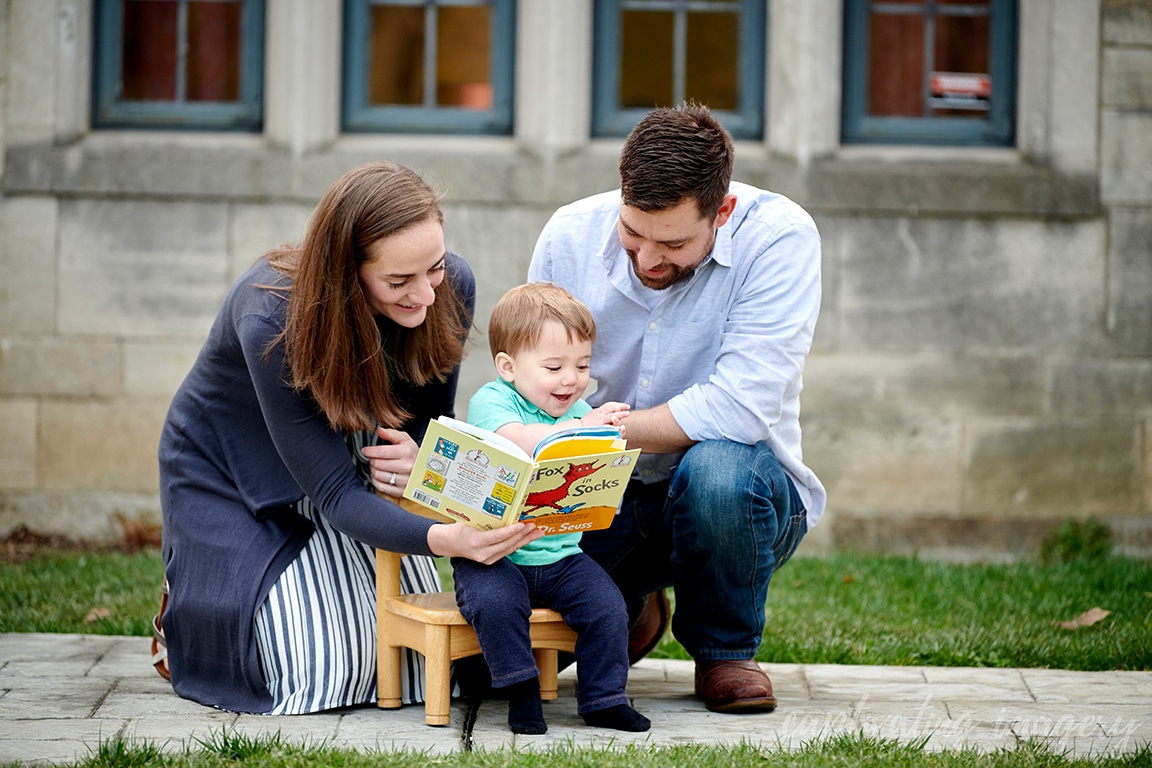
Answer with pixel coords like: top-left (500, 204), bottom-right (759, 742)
top-left (92, 0), bottom-right (265, 131)
top-left (592, 0), bottom-right (765, 140)
top-left (342, 0), bottom-right (515, 135)
top-left (841, 0), bottom-right (1017, 146)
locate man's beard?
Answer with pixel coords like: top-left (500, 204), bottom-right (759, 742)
top-left (629, 251), bottom-right (697, 290)
top-left (627, 229), bottom-right (714, 290)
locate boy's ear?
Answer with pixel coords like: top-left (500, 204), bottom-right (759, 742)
top-left (494, 352), bottom-right (516, 382)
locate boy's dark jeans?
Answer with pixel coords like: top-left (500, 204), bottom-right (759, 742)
top-left (452, 552), bottom-right (631, 714)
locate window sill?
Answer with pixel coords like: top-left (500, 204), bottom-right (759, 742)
top-left (749, 147), bottom-right (1100, 218)
top-left (2, 133), bottom-right (624, 207)
top-left (4, 135), bottom-right (1099, 219)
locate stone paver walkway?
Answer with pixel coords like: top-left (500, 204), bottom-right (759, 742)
top-left (1, 633), bottom-right (1149, 765)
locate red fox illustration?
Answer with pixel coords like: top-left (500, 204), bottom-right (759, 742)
top-left (523, 461), bottom-right (604, 513)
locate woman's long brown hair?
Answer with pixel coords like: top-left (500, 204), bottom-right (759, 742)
top-left (267, 162), bottom-right (468, 432)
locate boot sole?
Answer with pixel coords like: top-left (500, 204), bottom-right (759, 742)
top-left (702, 695), bottom-right (778, 713)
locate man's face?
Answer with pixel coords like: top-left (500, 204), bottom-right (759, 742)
top-left (617, 196), bottom-right (734, 290)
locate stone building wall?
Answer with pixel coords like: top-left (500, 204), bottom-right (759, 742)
top-left (0, 0), bottom-right (1149, 559)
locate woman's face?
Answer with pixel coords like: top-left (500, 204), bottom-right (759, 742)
top-left (358, 218), bottom-right (447, 328)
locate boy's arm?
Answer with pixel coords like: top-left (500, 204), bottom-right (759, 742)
top-left (493, 402), bottom-right (630, 456)
top-left (493, 420), bottom-right (582, 456)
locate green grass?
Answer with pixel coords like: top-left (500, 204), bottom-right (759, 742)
top-left (0, 548), bottom-right (162, 636)
top-left (2, 547), bottom-right (1149, 671)
top-left (19, 730), bottom-right (1149, 768)
top-left (746, 552), bottom-right (1150, 671)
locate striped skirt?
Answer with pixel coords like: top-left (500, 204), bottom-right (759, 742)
top-left (253, 496), bottom-right (442, 715)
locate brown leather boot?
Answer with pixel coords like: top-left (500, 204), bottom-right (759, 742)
top-left (627, 589), bottom-right (670, 665)
top-left (694, 659), bottom-right (777, 712)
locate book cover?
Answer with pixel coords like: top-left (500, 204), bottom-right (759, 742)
top-left (402, 416), bottom-right (640, 535)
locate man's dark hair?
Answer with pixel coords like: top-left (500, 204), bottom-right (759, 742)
top-left (618, 102), bottom-right (735, 219)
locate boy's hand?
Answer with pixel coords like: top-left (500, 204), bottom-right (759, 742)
top-left (580, 402), bottom-right (631, 433)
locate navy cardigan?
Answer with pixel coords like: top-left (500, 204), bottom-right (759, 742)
top-left (158, 253), bottom-right (474, 713)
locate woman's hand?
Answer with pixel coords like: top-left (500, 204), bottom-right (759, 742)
top-left (361, 426), bottom-right (419, 498)
top-left (426, 521), bottom-right (544, 565)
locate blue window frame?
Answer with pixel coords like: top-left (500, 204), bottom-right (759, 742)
top-left (342, 0), bottom-right (515, 135)
top-left (592, 0), bottom-right (765, 140)
top-left (842, 0), bottom-right (1017, 146)
top-left (92, 0), bottom-right (265, 131)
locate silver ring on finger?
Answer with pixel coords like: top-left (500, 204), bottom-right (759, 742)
top-left (388, 472), bottom-right (397, 486)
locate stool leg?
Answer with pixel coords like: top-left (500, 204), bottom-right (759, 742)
top-left (423, 625), bottom-right (452, 726)
top-left (378, 642), bottom-right (402, 709)
top-left (535, 649), bottom-right (559, 701)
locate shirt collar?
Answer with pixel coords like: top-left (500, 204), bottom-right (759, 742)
top-left (496, 377), bottom-right (556, 421)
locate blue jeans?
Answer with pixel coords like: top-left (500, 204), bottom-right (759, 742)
top-left (452, 553), bottom-right (631, 713)
top-left (580, 440), bottom-right (808, 660)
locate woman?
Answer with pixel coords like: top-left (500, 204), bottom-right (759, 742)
top-left (155, 162), bottom-right (541, 715)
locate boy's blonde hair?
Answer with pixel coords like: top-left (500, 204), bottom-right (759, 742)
top-left (488, 283), bottom-right (597, 359)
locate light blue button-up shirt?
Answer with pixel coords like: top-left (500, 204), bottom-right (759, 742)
top-left (528, 183), bottom-right (826, 529)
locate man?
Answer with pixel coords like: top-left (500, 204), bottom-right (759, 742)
top-left (528, 103), bottom-right (825, 713)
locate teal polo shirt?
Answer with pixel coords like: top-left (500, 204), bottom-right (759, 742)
top-left (467, 378), bottom-right (592, 566)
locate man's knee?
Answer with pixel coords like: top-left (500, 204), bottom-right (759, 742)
top-left (672, 440), bottom-right (782, 505)
top-left (668, 440), bottom-right (801, 549)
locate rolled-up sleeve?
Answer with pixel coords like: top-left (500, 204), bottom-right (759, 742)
top-left (668, 221), bottom-right (821, 446)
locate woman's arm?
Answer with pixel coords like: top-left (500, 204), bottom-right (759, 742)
top-left (238, 312), bottom-right (437, 555)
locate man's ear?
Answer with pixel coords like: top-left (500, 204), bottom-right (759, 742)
top-left (712, 193), bottom-right (738, 229)
top-left (494, 352), bottom-right (516, 383)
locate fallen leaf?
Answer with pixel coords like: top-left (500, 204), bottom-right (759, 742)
top-left (84, 607), bottom-right (111, 623)
top-left (1056, 606), bottom-right (1110, 630)
top-left (842, 575), bottom-right (853, 584)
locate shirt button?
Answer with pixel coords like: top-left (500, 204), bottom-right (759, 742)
top-left (648, 322), bottom-right (657, 330)
top-left (641, 379), bottom-right (650, 388)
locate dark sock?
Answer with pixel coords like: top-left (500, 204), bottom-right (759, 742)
top-left (582, 703), bottom-right (651, 732)
top-left (454, 655), bottom-right (494, 700)
top-left (503, 677), bottom-right (547, 734)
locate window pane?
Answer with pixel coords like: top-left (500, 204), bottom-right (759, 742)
top-left (369, 5), bottom-right (425, 105)
top-left (686, 10), bottom-right (739, 111)
top-left (621, 9), bottom-right (673, 108)
top-left (436, 5), bottom-right (492, 109)
top-left (842, 0), bottom-right (1014, 146)
top-left (867, 12), bottom-right (924, 116)
top-left (931, 13), bottom-right (991, 116)
top-left (935, 15), bottom-right (990, 73)
top-left (122, 1), bottom-right (178, 100)
top-left (187, 1), bottom-right (241, 101)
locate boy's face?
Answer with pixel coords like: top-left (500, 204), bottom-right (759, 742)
top-left (495, 319), bottom-right (593, 418)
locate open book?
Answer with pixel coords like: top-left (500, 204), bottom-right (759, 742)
top-left (402, 416), bottom-right (640, 535)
